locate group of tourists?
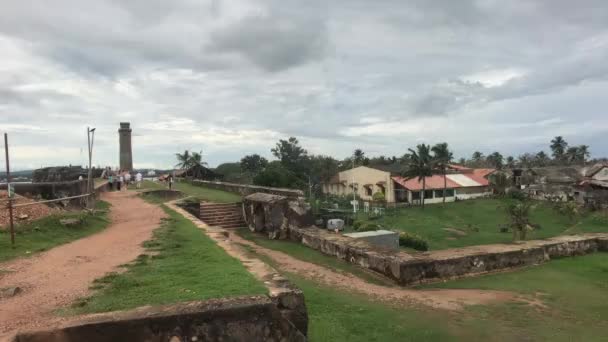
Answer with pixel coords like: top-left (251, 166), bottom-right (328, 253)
top-left (106, 170), bottom-right (143, 191)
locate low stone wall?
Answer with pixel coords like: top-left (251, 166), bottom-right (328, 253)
top-left (166, 200), bottom-right (308, 337)
top-left (187, 179), bottom-right (304, 198)
top-left (14, 296), bottom-right (306, 342)
top-left (0, 180), bottom-right (87, 200)
top-left (289, 226), bottom-right (608, 285)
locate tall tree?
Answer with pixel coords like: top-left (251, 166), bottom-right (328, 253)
top-left (240, 154), bottom-right (268, 175)
top-left (353, 149), bottom-right (366, 165)
top-left (271, 137), bottom-right (309, 175)
top-left (188, 151), bottom-right (206, 167)
top-left (175, 150), bottom-right (191, 169)
top-left (457, 157), bottom-right (466, 166)
top-left (534, 151), bottom-right (550, 167)
top-left (505, 156), bottom-right (515, 168)
top-left (471, 151), bottom-right (484, 167)
top-left (550, 136), bottom-right (568, 161)
top-left (576, 145), bottom-right (590, 165)
top-left (403, 144), bottom-right (434, 209)
top-left (518, 153), bottom-right (534, 168)
top-left (431, 142), bottom-right (453, 204)
top-left (486, 152), bottom-right (504, 169)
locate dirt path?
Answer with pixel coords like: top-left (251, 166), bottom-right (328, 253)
top-left (230, 233), bottom-right (521, 311)
top-left (0, 191), bottom-right (166, 340)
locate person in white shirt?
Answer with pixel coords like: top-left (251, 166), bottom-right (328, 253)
top-left (135, 172), bottom-right (143, 189)
top-left (124, 172), bottom-right (131, 188)
top-left (118, 175), bottom-right (124, 191)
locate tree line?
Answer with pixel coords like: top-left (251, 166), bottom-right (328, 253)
top-left (176, 135), bottom-right (598, 197)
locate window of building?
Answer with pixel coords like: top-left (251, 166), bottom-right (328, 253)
top-left (445, 189), bottom-right (455, 197)
top-left (365, 186), bottom-right (373, 196)
top-left (434, 190), bottom-right (444, 198)
top-left (424, 190), bottom-right (433, 199)
top-left (412, 191), bottom-right (420, 200)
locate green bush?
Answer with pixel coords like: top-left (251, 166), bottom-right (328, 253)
top-left (357, 222), bottom-right (381, 232)
top-left (398, 232), bottom-right (429, 251)
top-left (352, 220), bottom-right (364, 230)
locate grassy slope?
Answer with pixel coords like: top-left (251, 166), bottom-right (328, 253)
top-left (362, 198), bottom-right (608, 249)
top-left (133, 180), bottom-right (241, 203)
top-left (0, 201), bottom-right (111, 262)
top-left (70, 205), bottom-right (266, 314)
top-left (236, 229), bottom-right (393, 286)
top-left (244, 232), bottom-right (608, 341)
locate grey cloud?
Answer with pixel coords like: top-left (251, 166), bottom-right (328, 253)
top-left (206, 3), bottom-right (328, 72)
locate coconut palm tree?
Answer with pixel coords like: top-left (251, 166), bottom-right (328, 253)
top-left (505, 200), bottom-right (534, 241)
top-left (175, 150), bottom-right (191, 169)
top-left (188, 151), bottom-right (207, 167)
top-left (577, 145), bottom-right (590, 165)
top-left (550, 136), bottom-right (568, 162)
top-left (403, 144), bottom-right (434, 209)
top-left (431, 142), bottom-right (453, 204)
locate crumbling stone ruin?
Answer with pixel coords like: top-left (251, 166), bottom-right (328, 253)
top-left (32, 166), bottom-right (101, 183)
top-left (243, 193), bottom-right (314, 239)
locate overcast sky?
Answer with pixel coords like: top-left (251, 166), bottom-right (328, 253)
top-left (1, 0), bottom-right (607, 170)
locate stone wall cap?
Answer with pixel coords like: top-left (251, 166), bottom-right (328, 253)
top-left (244, 192), bottom-right (288, 203)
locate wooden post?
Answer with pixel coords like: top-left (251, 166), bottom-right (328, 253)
top-left (4, 133), bottom-right (15, 247)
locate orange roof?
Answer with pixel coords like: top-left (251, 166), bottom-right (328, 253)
top-left (392, 175), bottom-right (461, 191)
top-left (465, 169), bottom-right (494, 186)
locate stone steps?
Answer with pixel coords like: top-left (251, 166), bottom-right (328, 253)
top-left (199, 202), bottom-right (245, 228)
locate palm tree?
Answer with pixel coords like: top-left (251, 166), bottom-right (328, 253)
top-left (471, 151), bottom-right (484, 167)
top-left (431, 142), bottom-right (453, 204)
top-left (175, 150), bottom-right (191, 169)
top-left (565, 146), bottom-right (579, 165)
top-left (486, 152), bottom-right (504, 169)
top-left (505, 201), bottom-right (534, 241)
top-left (188, 151), bottom-right (207, 167)
top-left (550, 136), bottom-right (568, 162)
top-left (505, 156), bottom-right (515, 168)
top-left (576, 145), bottom-right (590, 165)
top-left (403, 144), bottom-right (434, 209)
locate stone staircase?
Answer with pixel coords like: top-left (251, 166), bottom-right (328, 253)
top-left (199, 202), bottom-right (246, 228)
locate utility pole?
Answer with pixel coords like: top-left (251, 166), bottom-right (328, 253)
top-left (4, 133), bottom-right (15, 247)
top-left (352, 154), bottom-right (357, 214)
top-left (86, 127), bottom-right (96, 209)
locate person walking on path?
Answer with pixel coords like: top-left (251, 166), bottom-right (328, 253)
top-left (168, 175), bottom-right (173, 190)
top-left (135, 172), bottom-right (143, 189)
top-left (118, 173), bottom-right (123, 191)
top-left (108, 174), bottom-right (114, 191)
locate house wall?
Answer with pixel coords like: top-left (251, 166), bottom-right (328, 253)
top-left (455, 186), bottom-right (491, 200)
top-left (323, 166), bottom-right (394, 202)
top-left (408, 189), bottom-right (456, 204)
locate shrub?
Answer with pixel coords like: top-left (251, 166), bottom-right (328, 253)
top-left (398, 232), bottom-right (429, 251)
top-left (352, 220), bottom-right (364, 230)
top-left (357, 222), bottom-right (381, 232)
top-left (507, 190), bottom-right (527, 201)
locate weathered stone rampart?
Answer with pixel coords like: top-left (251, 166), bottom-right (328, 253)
top-left (14, 296), bottom-right (306, 342)
top-left (288, 226), bottom-right (608, 285)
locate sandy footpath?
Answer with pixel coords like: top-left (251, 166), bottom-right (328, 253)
top-left (0, 191), bottom-right (165, 340)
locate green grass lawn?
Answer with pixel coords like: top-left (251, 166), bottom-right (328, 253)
top-left (131, 180), bottom-right (241, 203)
top-left (70, 205), bottom-right (266, 314)
top-left (235, 229), bottom-right (393, 286)
top-left (359, 198), bottom-right (608, 250)
top-left (422, 253), bottom-right (608, 341)
top-left (0, 201), bottom-right (111, 262)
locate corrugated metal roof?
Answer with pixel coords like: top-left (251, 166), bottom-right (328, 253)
top-left (392, 175), bottom-right (460, 190)
top-left (446, 174), bottom-right (482, 187)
